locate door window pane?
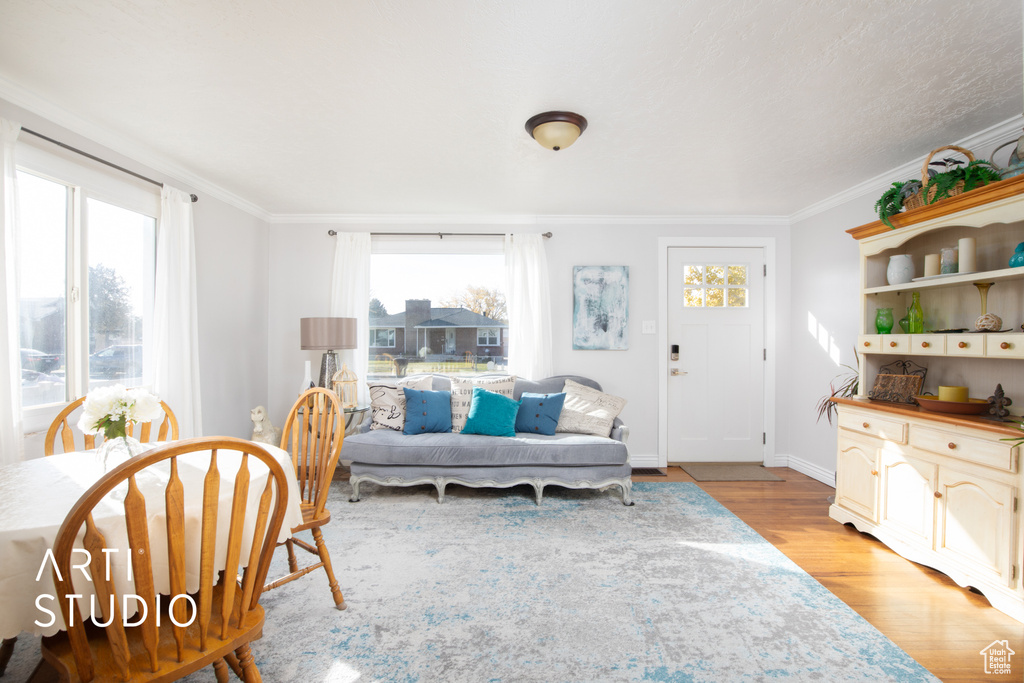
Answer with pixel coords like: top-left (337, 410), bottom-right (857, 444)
top-left (682, 263), bottom-right (749, 308)
top-left (17, 172), bottom-right (68, 407)
top-left (87, 199), bottom-right (155, 389)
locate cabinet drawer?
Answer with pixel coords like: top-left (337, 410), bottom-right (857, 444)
top-left (912, 334), bottom-right (945, 355)
top-left (910, 426), bottom-right (1019, 473)
top-left (879, 335), bottom-right (910, 354)
top-left (858, 335), bottom-right (881, 352)
top-left (946, 336), bottom-right (984, 356)
top-left (838, 410), bottom-right (908, 444)
top-left (986, 333), bottom-right (1024, 359)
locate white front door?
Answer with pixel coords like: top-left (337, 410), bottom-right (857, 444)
top-left (666, 247), bottom-right (765, 463)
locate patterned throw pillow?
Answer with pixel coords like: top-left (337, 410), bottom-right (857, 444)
top-left (449, 375), bottom-right (516, 433)
top-left (367, 375), bottom-right (434, 431)
top-left (555, 378), bottom-right (627, 437)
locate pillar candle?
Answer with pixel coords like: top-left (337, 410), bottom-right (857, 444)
top-left (924, 253), bottom-right (940, 277)
top-left (958, 237), bottom-right (977, 273)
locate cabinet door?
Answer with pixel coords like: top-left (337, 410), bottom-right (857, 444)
top-left (880, 450), bottom-right (936, 544)
top-left (935, 467), bottom-right (1017, 587)
top-left (836, 432), bottom-right (880, 522)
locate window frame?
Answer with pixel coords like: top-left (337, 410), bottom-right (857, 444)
top-left (476, 327), bottom-right (500, 346)
top-left (16, 141), bottom-right (159, 433)
top-left (369, 327), bottom-right (396, 348)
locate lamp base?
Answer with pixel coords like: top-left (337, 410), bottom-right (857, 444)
top-left (319, 351), bottom-right (338, 388)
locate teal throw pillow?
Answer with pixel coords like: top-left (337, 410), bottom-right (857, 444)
top-left (515, 392), bottom-right (566, 435)
top-left (462, 387), bottom-right (522, 437)
top-left (402, 388), bottom-right (452, 434)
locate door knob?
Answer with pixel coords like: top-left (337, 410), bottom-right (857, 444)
top-left (670, 368), bottom-right (688, 376)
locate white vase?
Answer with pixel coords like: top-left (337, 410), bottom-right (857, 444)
top-left (886, 254), bottom-right (914, 285)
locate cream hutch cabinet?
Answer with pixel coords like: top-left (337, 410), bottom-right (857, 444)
top-left (830, 175), bottom-right (1024, 622)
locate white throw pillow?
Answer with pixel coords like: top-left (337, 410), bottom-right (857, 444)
top-left (555, 378), bottom-right (627, 437)
top-left (368, 375), bottom-right (435, 431)
top-left (450, 375), bottom-right (516, 433)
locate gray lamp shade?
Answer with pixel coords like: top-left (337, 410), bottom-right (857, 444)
top-left (300, 317), bottom-right (358, 350)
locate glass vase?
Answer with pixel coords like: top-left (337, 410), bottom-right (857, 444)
top-left (97, 435), bottom-right (143, 469)
top-left (875, 307), bottom-right (894, 334)
top-left (907, 292), bottom-right (924, 334)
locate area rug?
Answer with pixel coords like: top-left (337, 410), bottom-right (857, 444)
top-left (678, 463), bottom-right (784, 481)
top-left (4, 482), bottom-right (934, 682)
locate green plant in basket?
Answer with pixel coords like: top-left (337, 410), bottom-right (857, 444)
top-left (923, 159), bottom-right (1001, 204)
top-left (875, 180), bottom-right (916, 229)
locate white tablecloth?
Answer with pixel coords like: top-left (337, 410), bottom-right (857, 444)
top-left (0, 442), bottom-right (303, 638)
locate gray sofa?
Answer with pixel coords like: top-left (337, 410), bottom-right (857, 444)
top-left (343, 375), bottom-right (633, 505)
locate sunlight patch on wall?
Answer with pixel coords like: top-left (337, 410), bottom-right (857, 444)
top-left (808, 311), bottom-right (843, 367)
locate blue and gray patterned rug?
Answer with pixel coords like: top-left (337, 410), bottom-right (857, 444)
top-left (5, 482), bottom-right (938, 682)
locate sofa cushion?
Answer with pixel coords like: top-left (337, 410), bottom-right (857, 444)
top-left (555, 378), bottom-right (627, 437)
top-left (515, 392), bottom-right (566, 435)
top-left (368, 375), bottom-right (434, 431)
top-left (450, 375), bottom-right (516, 433)
top-left (402, 388), bottom-right (453, 434)
top-left (462, 387), bottom-right (521, 437)
top-left (343, 430), bottom-right (629, 467)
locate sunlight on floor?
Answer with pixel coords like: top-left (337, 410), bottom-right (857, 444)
top-left (675, 540), bottom-right (803, 574)
top-left (326, 659), bottom-right (363, 682)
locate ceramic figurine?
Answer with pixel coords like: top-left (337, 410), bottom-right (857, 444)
top-left (250, 405), bottom-right (282, 445)
top-left (987, 384), bottom-right (1012, 420)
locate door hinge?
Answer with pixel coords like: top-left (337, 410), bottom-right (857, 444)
top-left (763, 348), bottom-right (767, 361)
top-left (762, 432), bottom-right (766, 445)
top-left (763, 264), bottom-right (767, 277)
top-left (1013, 565), bottom-right (1018, 581)
top-left (1014, 497), bottom-right (1019, 513)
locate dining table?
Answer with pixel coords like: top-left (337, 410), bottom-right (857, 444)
top-left (0, 440), bottom-right (304, 651)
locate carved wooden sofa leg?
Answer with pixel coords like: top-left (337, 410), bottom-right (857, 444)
top-left (434, 477), bottom-right (447, 503)
top-left (349, 478), bottom-right (361, 502)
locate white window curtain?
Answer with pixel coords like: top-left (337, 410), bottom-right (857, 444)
top-left (0, 118), bottom-right (23, 465)
top-left (153, 185), bottom-right (202, 437)
top-left (330, 232), bottom-right (371, 405)
top-left (504, 233), bottom-right (553, 380)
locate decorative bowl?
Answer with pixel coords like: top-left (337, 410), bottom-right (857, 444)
top-left (913, 395), bottom-right (991, 415)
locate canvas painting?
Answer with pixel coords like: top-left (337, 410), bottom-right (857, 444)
top-left (572, 265), bottom-right (629, 350)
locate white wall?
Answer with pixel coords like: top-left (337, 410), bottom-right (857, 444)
top-left (0, 98), bottom-right (271, 450)
top-left (266, 221), bottom-right (792, 466)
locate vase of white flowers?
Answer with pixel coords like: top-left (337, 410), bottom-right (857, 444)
top-left (77, 384), bottom-right (164, 465)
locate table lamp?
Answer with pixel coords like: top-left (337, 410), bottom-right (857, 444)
top-left (300, 317), bottom-right (358, 389)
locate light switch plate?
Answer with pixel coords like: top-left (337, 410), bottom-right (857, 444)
top-left (642, 320), bottom-right (656, 334)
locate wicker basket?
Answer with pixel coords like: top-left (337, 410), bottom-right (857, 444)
top-left (902, 144), bottom-right (975, 211)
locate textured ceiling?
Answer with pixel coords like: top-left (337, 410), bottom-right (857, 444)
top-left (0, 0), bottom-right (1021, 217)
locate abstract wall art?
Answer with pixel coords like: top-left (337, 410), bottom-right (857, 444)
top-left (572, 265), bottom-right (629, 350)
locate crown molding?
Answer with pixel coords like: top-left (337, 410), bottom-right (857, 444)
top-left (790, 115), bottom-right (1024, 224)
top-left (267, 212), bottom-right (790, 226)
top-left (0, 75), bottom-right (272, 221)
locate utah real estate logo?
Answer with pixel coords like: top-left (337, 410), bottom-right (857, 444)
top-left (979, 640), bottom-right (1015, 676)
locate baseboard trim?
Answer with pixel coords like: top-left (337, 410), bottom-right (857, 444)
top-left (776, 454), bottom-right (835, 488)
top-left (628, 453), bottom-right (660, 469)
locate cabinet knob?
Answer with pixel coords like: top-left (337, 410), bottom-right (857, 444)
top-left (871, 470), bottom-right (879, 476)
top-left (862, 422), bottom-right (870, 429)
top-left (1001, 342), bottom-right (1011, 350)
top-left (958, 341), bottom-right (967, 349)
top-left (889, 341), bottom-right (897, 348)
top-left (947, 442), bottom-right (957, 450)
top-left (921, 341), bottom-right (929, 348)
top-left (863, 341), bottom-right (870, 347)
top-left (934, 491), bottom-right (942, 499)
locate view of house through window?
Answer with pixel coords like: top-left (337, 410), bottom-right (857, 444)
top-left (368, 253), bottom-right (507, 380)
top-left (17, 169), bottom-right (156, 408)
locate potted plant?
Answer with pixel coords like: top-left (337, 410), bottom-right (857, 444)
top-left (816, 353), bottom-right (860, 425)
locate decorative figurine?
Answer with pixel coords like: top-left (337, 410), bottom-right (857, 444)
top-left (250, 405), bottom-right (282, 445)
top-left (987, 384), bottom-right (1012, 421)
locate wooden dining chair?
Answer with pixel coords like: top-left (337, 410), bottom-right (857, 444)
top-left (264, 387), bottom-right (347, 609)
top-left (40, 436), bottom-right (290, 683)
top-left (44, 396), bottom-right (179, 455)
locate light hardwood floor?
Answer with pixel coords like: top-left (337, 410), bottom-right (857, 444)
top-left (632, 467), bottom-right (1023, 683)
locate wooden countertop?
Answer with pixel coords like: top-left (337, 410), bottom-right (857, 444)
top-left (832, 396), bottom-right (1024, 438)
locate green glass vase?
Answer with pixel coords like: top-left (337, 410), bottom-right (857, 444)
top-left (907, 292), bottom-right (923, 334)
top-left (875, 307), bottom-right (894, 334)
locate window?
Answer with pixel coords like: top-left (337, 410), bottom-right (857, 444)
top-left (368, 249), bottom-right (508, 380)
top-left (16, 144), bottom-right (158, 413)
top-left (683, 264), bottom-right (748, 308)
top-left (477, 328), bottom-right (500, 346)
top-left (369, 328), bottom-right (395, 347)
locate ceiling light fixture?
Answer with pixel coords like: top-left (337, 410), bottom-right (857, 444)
top-left (525, 111), bottom-right (588, 151)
